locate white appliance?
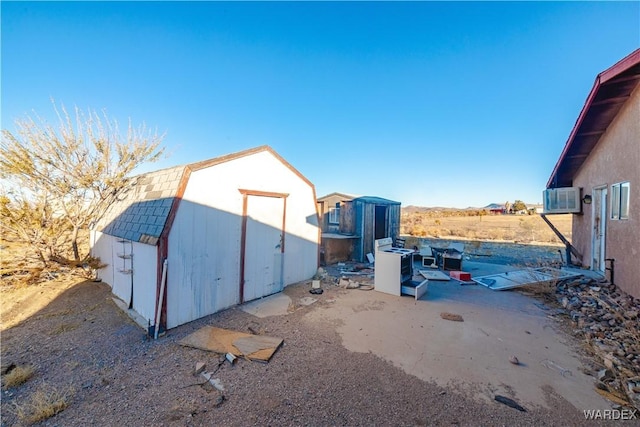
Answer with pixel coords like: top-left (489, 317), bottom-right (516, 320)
top-left (374, 237), bottom-right (420, 297)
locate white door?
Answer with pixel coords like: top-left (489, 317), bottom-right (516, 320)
top-left (242, 195), bottom-right (285, 302)
top-left (112, 239), bottom-right (134, 307)
top-left (592, 187), bottom-right (607, 273)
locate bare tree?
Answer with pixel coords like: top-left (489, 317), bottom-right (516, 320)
top-left (1, 101), bottom-right (165, 267)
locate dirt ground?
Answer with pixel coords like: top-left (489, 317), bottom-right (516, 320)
top-left (401, 211), bottom-right (572, 244)
top-left (0, 263), bottom-right (623, 427)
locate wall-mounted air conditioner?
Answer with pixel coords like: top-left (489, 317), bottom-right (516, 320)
top-left (543, 187), bottom-right (581, 214)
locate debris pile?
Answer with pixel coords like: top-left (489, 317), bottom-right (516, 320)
top-left (555, 277), bottom-right (640, 409)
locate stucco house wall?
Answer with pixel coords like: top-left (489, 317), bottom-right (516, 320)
top-left (572, 85), bottom-right (639, 298)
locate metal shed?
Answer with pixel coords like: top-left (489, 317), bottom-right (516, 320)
top-left (90, 146), bottom-right (320, 330)
top-left (347, 196), bottom-right (401, 262)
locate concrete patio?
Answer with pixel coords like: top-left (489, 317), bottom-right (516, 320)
top-left (244, 260), bottom-right (611, 412)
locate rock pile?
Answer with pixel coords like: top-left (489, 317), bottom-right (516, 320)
top-left (555, 276), bottom-right (640, 409)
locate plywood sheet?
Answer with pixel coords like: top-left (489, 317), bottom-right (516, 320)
top-left (178, 326), bottom-right (283, 362)
top-left (233, 335), bottom-right (283, 355)
top-left (418, 270), bottom-right (451, 281)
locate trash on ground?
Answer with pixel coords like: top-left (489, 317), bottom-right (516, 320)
top-left (509, 355), bottom-right (520, 365)
top-left (179, 326), bottom-right (283, 362)
top-left (440, 312), bottom-right (464, 322)
top-left (298, 297), bottom-right (317, 306)
top-left (473, 268), bottom-right (580, 291)
top-left (494, 395), bottom-right (527, 412)
top-left (194, 361), bottom-right (206, 375)
top-left (418, 270), bottom-right (450, 281)
top-left (541, 359), bottom-right (572, 377)
top-left (200, 371), bottom-right (225, 392)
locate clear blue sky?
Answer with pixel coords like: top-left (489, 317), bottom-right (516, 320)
top-left (2, 1), bottom-right (639, 208)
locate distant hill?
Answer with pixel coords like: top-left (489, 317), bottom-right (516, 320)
top-left (484, 203), bottom-right (505, 210)
top-left (403, 203), bottom-right (540, 212)
top-left (402, 205), bottom-right (463, 213)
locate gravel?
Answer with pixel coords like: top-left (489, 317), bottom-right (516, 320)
top-left (1, 277), bottom-right (613, 426)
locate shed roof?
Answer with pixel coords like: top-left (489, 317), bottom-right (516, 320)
top-left (352, 196), bottom-right (401, 205)
top-left (97, 165), bottom-right (185, 245)
top-left (94, 145), bottom-right (313, 245)
top-left (317, 192), bottom-right (359, 202)
top-left (547, 49), bottom-right (640, 188)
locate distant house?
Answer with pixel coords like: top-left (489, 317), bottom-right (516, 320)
top-left (316, 193), bottom-right (401, 264)
top-left (317, 192), bottom-right (359, 234)
top-left (91, 145), bottom-right (320, 330)
top-left (545, 49), bottom-right (639, 299)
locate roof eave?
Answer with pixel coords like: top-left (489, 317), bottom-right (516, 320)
top-left (546, 49), bottom-right (640, 189)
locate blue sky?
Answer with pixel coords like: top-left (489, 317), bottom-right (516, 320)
top-left (2, 1), bottom-right (639, 208)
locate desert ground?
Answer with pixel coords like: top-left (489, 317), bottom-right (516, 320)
top-left (401, 211), bottom-right (572, 245)
top-left (3, 213), bottom-right (639, 426)
top-left (0, 266), bottom-right (610, 427)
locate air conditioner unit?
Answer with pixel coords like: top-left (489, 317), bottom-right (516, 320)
top-left (543, 187), bottom-right (581, 214)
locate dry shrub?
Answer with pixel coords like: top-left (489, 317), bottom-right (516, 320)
top-left (13, 382), bottom-right (73, 424)
top-left (2, 364), bottom-right (34, 389)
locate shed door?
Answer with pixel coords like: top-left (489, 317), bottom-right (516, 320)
top-left (112, 239), bottom-right (134, 308)
top-left (374, 205), bottom-right (388, 240)
top-left (242, 194), bottom-right (286, 302)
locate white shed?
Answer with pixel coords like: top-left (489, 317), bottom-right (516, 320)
top-left (91, 146), bottom-right (320, 330)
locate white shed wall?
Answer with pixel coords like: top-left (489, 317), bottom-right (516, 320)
top-left (91, 230), bottom-right (159, 324)
top-left (166, 151), bottom-right (319, 328)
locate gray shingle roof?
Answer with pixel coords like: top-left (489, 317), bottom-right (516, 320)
top-left (95, 165), bottom-right (185, 245)
top-left (93, 145), bottom-right (315, 246)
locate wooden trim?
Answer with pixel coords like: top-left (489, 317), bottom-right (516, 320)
top-left (238, 189), bottom-right (289, 199)
top-left (281, 197), bottom-right (287, 254)
top-left (154, 167), bottom-right (191, 331)
top-left (188, 145), bottom-right (316, 193)
top-left (239, 193), bottom-right (249, 303)
top-left (238, 191), bottom-right (288, 302)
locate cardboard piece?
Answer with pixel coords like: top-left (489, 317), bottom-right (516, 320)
top-left (178, 326), bottom-right (283, 362)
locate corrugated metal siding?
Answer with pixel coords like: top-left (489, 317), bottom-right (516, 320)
top-left (166, 151), bottom-right (319, 329)
top-left (387, 204), bottom-right (401, 243)
top-left (91, 231), bottom-right (158, 323)
top-left (350, 200), bottom-right (401, 262)
top-left (362, 202), bottom-right (376, 261)
top-left (166, 199), bottom-right (242, 329)
top-left (243, 195), bottom-right (285, 301)
top-left (340, 201), bottom-right (356, 235)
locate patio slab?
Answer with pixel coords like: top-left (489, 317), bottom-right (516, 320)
top-left (304, 262), bottom-right (610, 412)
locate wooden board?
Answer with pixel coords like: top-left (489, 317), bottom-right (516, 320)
top-left (233, 335), bottom-right (283, 355)
top-left (178, 326), bottom-right (283, 362)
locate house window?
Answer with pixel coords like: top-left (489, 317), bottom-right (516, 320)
top-left (611, 181), bottom-right (630, 220)
top-left (328, 203), bottom-right (340, 224)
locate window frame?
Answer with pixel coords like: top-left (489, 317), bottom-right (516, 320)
top-left (610, 181), bottom-right (630, 220)
top-left (328, 203), bottom-right (340, 225)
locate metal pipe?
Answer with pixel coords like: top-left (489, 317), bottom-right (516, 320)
top-left (605, 258), bottom-right (615, 285)
top-left (154, 259), bottom-right (168, 340)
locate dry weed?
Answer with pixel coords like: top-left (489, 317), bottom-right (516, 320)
top-left (12, 382), bottom-right (74, 424)
top-left (2, 364), bottom-right (35, 389)
top-left (50, 323), bottom-right (79, 335)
